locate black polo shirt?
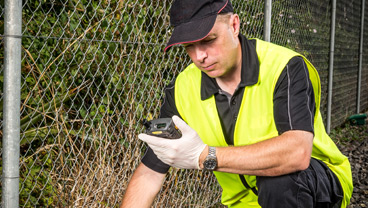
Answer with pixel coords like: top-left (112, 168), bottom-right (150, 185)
top-left (142, 34), bottom-right (316, 173)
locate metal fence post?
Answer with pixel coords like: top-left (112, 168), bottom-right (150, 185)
top-left (264, 0), bottom-right (272, 42)
top-left (357, 0), bottom-right (365, 113)
top-left (2, 0), bottom-right (22, 207)
top-left (327, 0), bottom-right (337, 134)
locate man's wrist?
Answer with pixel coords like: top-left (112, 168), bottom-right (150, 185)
top-left (199, 145), bottom-right (209, 169)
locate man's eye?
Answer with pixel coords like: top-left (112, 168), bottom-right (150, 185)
top-left (204, 38), bottom-right (215, 43)
top-left (184, 44), bottom-right (193, 49)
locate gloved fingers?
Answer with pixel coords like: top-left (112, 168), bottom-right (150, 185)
top-left (138, 133), bottom-right (173, 148)
top-left (172, 115), bottom-right (193, 134)
top-left (138, 134), bottom-right (171, 157)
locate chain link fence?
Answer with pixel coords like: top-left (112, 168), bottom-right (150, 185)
top-left (0, 0), bottom-right (367, 207)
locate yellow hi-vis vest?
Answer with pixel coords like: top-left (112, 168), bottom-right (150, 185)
top-left (174, 39), bottom-right (353, 207)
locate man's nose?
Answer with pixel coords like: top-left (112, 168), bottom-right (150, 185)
top-left (194, 47), bottom-right (207, 63)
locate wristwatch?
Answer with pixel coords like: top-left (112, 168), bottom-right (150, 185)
top-left (203, 146), bottom-right (217, 171)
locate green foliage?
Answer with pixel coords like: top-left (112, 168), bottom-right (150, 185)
top-left (20, 155), bottom-right (55, 207)
top-left (330, 122), bottom-right (368, 144)
top-left (1, 0), bottom-right (180, 206)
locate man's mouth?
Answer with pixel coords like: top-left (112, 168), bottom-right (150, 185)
top-left (203, 63), bottom-right (216, 70)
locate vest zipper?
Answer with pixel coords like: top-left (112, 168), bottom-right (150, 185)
top-left (239, 175), bottom-right (258, 196)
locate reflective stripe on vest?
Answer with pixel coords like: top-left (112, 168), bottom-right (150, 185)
top-left (174, 38), bottom-right (352, 207)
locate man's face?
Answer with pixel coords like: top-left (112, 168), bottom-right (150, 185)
top-left (183, 14), bottom-right (241, 79)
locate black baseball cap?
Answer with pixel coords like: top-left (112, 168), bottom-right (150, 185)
top-left (164, 0), bottom-right (234, 52)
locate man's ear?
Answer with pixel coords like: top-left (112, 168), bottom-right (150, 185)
top-left (230, 14), bottom-right (240, 37)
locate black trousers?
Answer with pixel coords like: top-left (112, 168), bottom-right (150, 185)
top-left (256, 158), bottom-right (343, 208)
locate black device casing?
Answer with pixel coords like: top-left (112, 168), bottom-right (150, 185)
top-left (143, 118), bottom-right (182, 139)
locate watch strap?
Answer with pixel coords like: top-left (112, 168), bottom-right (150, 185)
top-left (203, 146), bottom-right (217, 171)
top-left (208, 146), bottom-right (216, 157)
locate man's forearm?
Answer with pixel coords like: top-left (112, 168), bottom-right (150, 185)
top-left (121, 163), bottom-right (166, 208)
top-left (200, 130), bottom-right (313, 176)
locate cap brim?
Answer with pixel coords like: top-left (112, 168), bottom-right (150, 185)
top-left (164, 14), bottom-right (217, 52)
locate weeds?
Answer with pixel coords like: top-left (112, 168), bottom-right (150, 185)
top-left (330, 119), bottom-right (368, 144)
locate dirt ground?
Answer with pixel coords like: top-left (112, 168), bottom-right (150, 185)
top-left (330, 117), bottom-right (368, 207)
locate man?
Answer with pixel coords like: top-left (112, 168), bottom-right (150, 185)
top-left (121, 0), bottom-right (353, 207)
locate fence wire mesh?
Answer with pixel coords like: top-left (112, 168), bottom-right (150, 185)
top-left (0, 0), bottom-right (368, 207)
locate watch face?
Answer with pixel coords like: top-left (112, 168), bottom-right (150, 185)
top-left (204, 158), bottom-right (217, 170)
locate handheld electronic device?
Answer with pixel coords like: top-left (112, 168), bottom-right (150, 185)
top-left (142, 118), bottom-right (182, 139)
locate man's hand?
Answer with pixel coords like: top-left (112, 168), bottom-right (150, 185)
top-left (138, 115), bottom-right (207, 169)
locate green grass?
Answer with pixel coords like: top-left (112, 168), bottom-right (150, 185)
top-left (330, 119), bottom-right (368, 144)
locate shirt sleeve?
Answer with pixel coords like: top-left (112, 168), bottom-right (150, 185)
top-left (141, 79), bottom-right (179, 174)
top-left (273, 56), bottom-right (316, 135)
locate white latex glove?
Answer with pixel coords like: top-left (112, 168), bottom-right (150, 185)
top-left (138, 115), bottom-right (207, 169)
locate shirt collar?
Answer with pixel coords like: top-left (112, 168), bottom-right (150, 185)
top-left (200, 34), bottom-right (260, 100)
